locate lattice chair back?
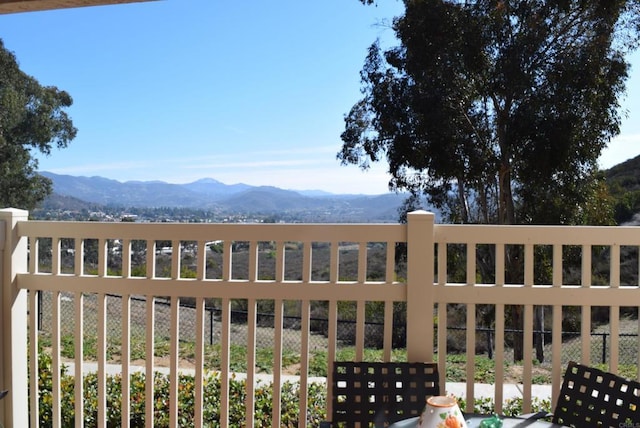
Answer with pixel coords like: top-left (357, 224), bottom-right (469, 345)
top-left (553, 361), bottom-right (640, 427)
top-left (331, 361), bottom-right (440, 427)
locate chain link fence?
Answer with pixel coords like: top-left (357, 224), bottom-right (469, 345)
top-left (445, 326), bottom-right (640, 367)
top-left (37, 291), bottom-right (638, 367)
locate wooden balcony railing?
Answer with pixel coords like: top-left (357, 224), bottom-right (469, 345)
top-left (1, 207), bottom-right (638, 427)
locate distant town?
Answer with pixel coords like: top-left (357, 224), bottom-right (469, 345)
top-left (32, 204), bottom-right (307, 224)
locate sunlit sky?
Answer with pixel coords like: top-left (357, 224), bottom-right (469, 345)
top-left (1, 0), bottom-right (639, 195)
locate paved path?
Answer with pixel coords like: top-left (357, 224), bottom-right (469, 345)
top-left (66, 362), bottom-right (552, 401)
top-left (446, 382), bottom-right (552, 401)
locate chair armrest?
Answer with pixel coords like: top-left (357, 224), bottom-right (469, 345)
top-left (516, 411), bottom-right (552, 420)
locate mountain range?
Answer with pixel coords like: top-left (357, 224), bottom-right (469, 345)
top-left (39, 172), bottom-right (409, 222)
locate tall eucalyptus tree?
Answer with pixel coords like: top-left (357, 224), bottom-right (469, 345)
top-left (341, 0), bottom-right (639, 360)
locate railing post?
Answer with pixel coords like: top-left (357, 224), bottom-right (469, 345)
top-left (0, 208), bottom-right (29, 428)
top-left (406, 210), bottom-right (436, 362)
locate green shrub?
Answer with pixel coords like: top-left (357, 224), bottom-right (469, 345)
top-left (33, 353), bottom-right (327, 427)
top-left (33, 350), bottom-right (557, 427)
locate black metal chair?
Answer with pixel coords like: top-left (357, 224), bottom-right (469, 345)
top-left (527, 361), bottom-right (640, 427)
top-left (324, 361), bottom-right (440, 427)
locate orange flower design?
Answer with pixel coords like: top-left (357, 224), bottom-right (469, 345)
top-left (442, 414), bottom-right (461, 428)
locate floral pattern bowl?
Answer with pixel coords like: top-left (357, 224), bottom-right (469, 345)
top-left (417, 395), bottom-right (468, 428)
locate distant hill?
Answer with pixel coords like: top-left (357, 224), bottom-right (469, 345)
top-left (38, 172), bottom-right (411, 222)
top-left (605, 155), bottom-right (640, 191)
top-left (37, 193), bottom-right (102, 212)
top-left (181, 178), bottom-right (253, 198)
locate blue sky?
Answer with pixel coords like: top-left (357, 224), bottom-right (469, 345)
top-left (0, 1), bottom-right (639, 195)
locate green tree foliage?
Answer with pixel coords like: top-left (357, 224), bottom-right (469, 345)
top-left (342, 0), bottom-right (638, 361)
top-left (0, 40), bottom-right (76, 210)
top-left (340, 0), bottom-right (637, 226)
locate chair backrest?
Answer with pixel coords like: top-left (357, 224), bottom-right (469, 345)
top-left (331, 361), bottom-right (440, 427)
top-left (553, 361), bottom-right (640, 427)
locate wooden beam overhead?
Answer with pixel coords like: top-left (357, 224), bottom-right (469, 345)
top-left (0, 0), bottom-right (156, 15)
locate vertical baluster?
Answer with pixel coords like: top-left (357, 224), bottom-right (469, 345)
top-left (194, 240), bottom-right (206, 428)
top-left (272, 298), bottom-right (283, 427)
top-left (245, 241), bottom-right (258, 427)
top-left (522, 304), bottom-right (533, 414)
top-left (122, 238), bottom-right (131, 279)
top-left (465, 243), bottom-right (476, 410)
top-left (121, 293), bottom-right (131, 428)
top-left (169, 295), bottom-right (179, 428)
top-left (299, 300), bottom-right (311, 428)
top-left (74, 291), bottom-right (84, 428)
top-left (194, 296), bottom-right (205, 428)
top-left (610, 243), bottom-right (620, 372)
top-left (494, 243), bottom-right (505, 414)
top-left (465, 302), bottom-right (476, 411)
top-left (581, 244), bottom-right (592, 364)
top-left (169, 239), bottom-right (180, 428)
top-left (383, 241), bottom-right (395, 361)
top-left (220, 240), bottom-right (232, 428)
top-left (494, 304), bottom-right (505, 414)
top-left (522, 243), bottom-right (535, 413)
top-left (119, 238), bottom-right (131, 427)
top-left (97, 293), bottom-right (107, 428)
top-left (271, 240), bottom-right (285, 427)
top-left (550, 244), bottom-right (563, 405)
top-left (29, 236), bottom-right (37, 273)
top-left (98, 238), bottom-right (107, 278)
top-left (29, 290), bottom-right (39, 428)
top-left (145, 295), bottom-right (155, 428)
top-left (220, 297), bottom-right (231, 428)
top-left (355, 243), bottom-right (367, 361)
top-left (52, 236), bottom-right (60, 276)
top-left (52, 290), bottom-right (61, 428)
top-left (326, 240), bottom-right (339, 420)
top-left (551, 305), bottom-right (562, 407)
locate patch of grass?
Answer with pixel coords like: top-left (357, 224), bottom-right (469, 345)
top-left (255, 347), bottom-right (298, 373)
top-left (60, 334), bottom-right (75, 359)
top-left (309, 351), bottom-right (328, 377)
top-left (200, 343), bottom-right (249, 372)
top-left (334, 347), bottom-right (406, 364)
top-left (154, 337), bottom-right (170, 357)
top-left (130, 336), bottom-right (147, 361)
top-left (594, 363), bottom-right (638, 380)
top-left (179, 341), bottom-right (195, 360)
top-left (532, 373), bottom-right (551, 384)
top-left (474, 355), bottom-right (498, 383)
top-left (307, 347), bottom-right (408, 377)
top-left (44, 331), bottom-right (574, 387)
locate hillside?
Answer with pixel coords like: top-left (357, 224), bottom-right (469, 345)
top-left (605, 155), bottom-right (640, 224)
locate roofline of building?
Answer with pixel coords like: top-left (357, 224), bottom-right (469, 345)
top-left (0, 0), bottom-right (156, 15)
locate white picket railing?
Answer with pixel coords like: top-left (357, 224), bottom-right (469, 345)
top-left (1, 207), bottom-right (638, 427)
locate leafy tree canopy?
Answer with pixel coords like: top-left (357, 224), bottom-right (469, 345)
top-left (0, 39), bottom-right (76, 210)
top-left (340, 0), bottom-right (640, 226)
